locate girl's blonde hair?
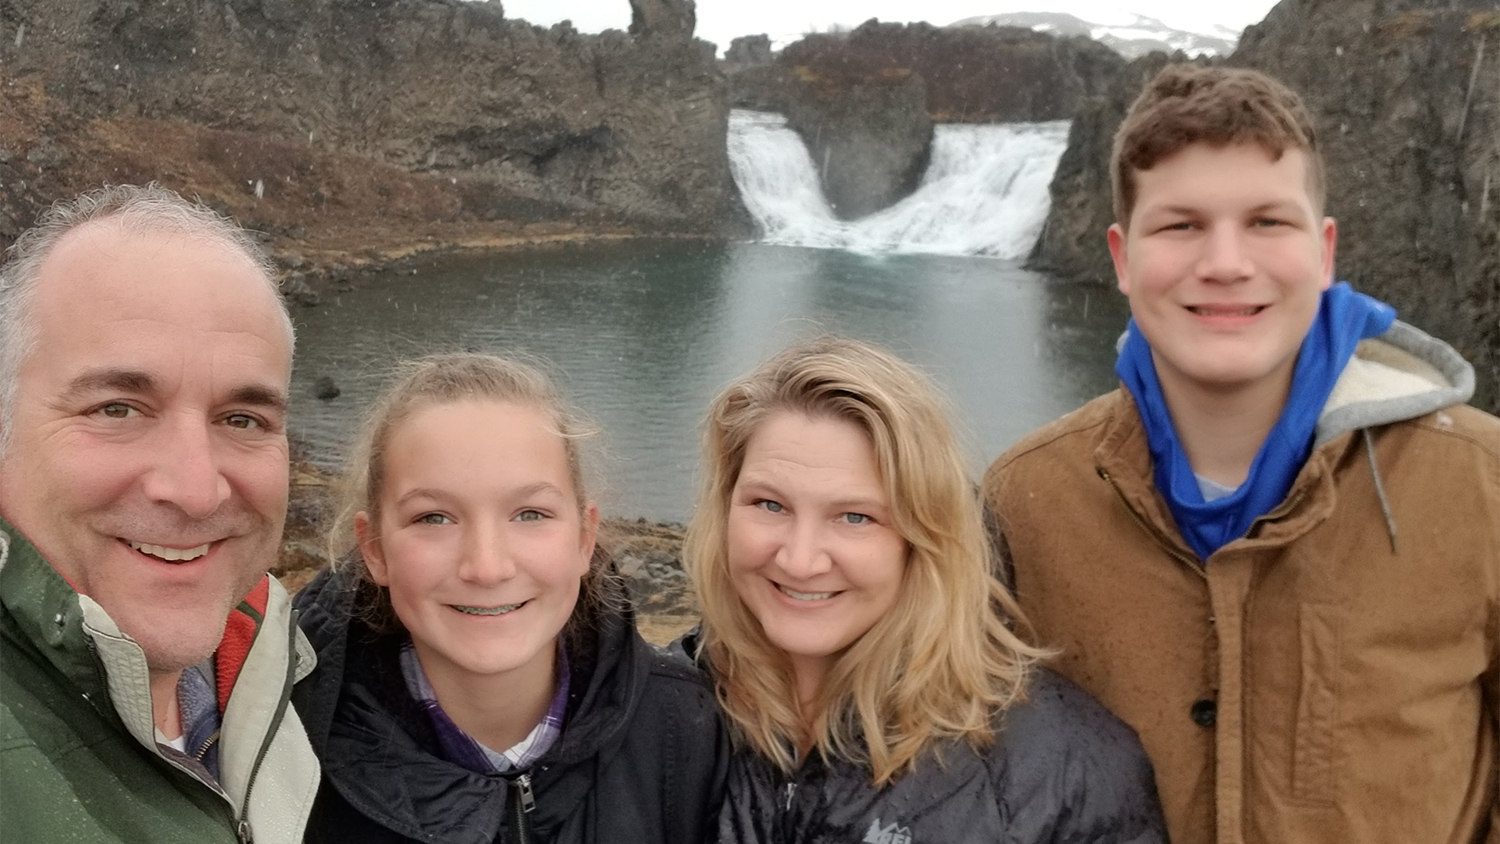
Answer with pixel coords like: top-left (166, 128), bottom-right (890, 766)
top-left (328, 352), bottom-right (617, 642)
top-left (684, 337), bottom-right (1045, 786)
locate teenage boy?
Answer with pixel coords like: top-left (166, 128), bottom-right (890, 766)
top-left (984, 65), bottom-right (1500, 844)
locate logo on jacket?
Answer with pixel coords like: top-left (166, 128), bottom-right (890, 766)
top-left (863, 818), bottom-right (913, 844)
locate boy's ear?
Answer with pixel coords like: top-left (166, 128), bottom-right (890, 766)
top-left (1107, 223), bottom-right (1131, 295)
top-left (355, 511), bottom-right (389, 586)
top-left (1319, 216), bottom-right (1338, 290)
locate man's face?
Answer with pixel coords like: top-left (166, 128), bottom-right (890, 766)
top-left (0, 223), bottom-right (293, 676)
top-left (1108, 143), bottom-right (1336, 402)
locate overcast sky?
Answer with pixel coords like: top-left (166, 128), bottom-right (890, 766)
top-left (497, 0), bottom-right (1284, 52)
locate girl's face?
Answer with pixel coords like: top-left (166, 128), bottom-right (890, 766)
top-left (725, 412), bottom-right (908, 699)
top-left (357, 400), bottom-right (597, 691)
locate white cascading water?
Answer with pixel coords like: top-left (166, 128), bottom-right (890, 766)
top-left (727, 109), bottom-right (1071, 259)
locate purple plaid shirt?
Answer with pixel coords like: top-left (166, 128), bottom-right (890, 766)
top-left (400, 639), bottom-right (570, 773)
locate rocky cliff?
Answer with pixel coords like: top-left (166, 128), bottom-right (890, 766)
top-left (0, 0), bottom-right (735, 256)
top-left (1029, 1), bottom-right (1500, 414)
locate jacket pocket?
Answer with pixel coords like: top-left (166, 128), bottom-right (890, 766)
top-left (1292, 604), bottom-right (1339, 805)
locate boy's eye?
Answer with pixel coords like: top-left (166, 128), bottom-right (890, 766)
top-left (1253, 217), bottom-right (1286, 228)
top-left (755, 499), bottom-right (784, 514)
top-left (840, 512), bottom-right (871, 525)
top-left (417, 513), bottom-right (452, 526)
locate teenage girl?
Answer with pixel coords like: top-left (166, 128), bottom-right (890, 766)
top-left (293, 352), bottom-right (727, 843)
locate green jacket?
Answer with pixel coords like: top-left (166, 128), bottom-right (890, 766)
top-left (0, 522), bottom-right (321, 843)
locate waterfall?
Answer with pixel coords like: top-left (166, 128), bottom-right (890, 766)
top-left (727, 109), bottom-right (1071, 259)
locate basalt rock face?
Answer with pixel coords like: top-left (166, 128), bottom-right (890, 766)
top-left (0, 0), bottom-right (734, 244)
top-left (782, 70), bottom-right (933, 220)
top-left (1029, 1), bottom-right (1500, 414)
top-left (729, 19), bottom-right (1125, 123)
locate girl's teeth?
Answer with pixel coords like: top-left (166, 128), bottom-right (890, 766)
top-left (453, 603), bottom-right (524, 616)
top-left (777, 585), bottom-right (836, 601)
top-left (127, 541), bottom-right (210, 561)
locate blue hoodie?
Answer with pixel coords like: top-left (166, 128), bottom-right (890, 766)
top-left (1115, 282), bottom-right (1396, 560)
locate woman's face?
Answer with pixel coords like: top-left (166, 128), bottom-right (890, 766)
top-left (358, 399), bottom-right (597, 692)
top-left (726, 412), bottom-right (909, 698)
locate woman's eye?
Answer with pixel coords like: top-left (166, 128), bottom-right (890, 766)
top-left (417, 513), bottom-right (452, 526)
top-left (755, 499), bottom-right (784, 514)
top-left (840, 512), bottom-right (871, 525)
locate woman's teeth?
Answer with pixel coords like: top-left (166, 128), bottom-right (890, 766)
top-left (453, 603), bottom-right (525, 616)
top-left (127, 541), bottom-right (210, 562)
top-left (777, 584), bottom-right (836, 601)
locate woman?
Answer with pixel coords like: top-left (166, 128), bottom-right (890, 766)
top-left (684, 337), bottom-right (1165, 843)
top-left (292, 352), bottom-right (727, 843)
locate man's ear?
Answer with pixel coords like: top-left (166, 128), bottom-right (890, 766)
top-left (1319, 216), bottom-right (1338, 290)
top-left (354, 511), bottom-right (389, 586)
top-left (1107, 223), bottom-right (1131, 295)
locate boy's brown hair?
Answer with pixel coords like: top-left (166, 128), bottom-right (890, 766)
top-left (1111, 64), bottom-right (1326, 227)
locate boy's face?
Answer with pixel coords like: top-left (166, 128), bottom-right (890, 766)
top-left (1108, 142), bottom-right (1336, 404)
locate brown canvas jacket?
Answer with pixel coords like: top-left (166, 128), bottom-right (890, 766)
top-left (985, 323), bottom-right (1500, 844)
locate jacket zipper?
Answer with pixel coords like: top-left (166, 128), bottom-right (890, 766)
top-left (82, 633), bottom-right (248, 839)
top-left (231, 608), bottom-right (304, 844)
top-left (509, 773), bottom-right (536, 844)
top-left (1099, 467), bottom-right (1206, 576)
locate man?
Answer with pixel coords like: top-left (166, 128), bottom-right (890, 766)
top-left (0, 185), bottom-right (319, 842)
top-left (985, 65), bottom-right (1500, 844)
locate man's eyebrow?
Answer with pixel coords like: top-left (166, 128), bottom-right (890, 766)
top-left (61, 368), bottom-right (156, 400)
top-left (226, 384), bottom-right (289, 413)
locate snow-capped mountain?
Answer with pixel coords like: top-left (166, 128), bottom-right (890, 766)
top-left (949, 11), bottom-right (1241, 58)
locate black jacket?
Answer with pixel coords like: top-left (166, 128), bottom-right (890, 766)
top-left (291, 567), bottom-right (729, 844)
top-left (717, 668), bottom-right (1166, 844)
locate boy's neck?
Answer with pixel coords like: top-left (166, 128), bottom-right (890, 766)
top-left (1154, 358), bottom-right (1294, 489)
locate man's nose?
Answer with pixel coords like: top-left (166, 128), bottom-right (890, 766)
top-left (140, 415), bottom-right (231, 520)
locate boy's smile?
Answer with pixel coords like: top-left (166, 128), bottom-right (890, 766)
top-left (1108, 142), bottom-right (1337, 405)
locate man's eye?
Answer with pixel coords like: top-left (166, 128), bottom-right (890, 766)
top-left (96, 403), bottom-right (137, 419)
top-left (223, 414), bottom-right (262, 430)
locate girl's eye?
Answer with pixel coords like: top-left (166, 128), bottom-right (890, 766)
top-left (840, 513), bottom-right (871, 525)
top-left (417, 513), bottom-right (452, 526)
top-left (755, 499), bottom-right (784, 514)
top-left (514, 509), bottom-right (547, 522)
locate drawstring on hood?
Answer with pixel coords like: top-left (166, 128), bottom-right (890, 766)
top-left (1362, 428), bottom-right (1398, 553)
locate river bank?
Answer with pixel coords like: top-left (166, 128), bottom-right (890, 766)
top-left (276, 459), bottom-right (699, 647)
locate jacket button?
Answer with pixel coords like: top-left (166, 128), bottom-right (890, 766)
top-left (1191, 699), bottom-right (1217, 728)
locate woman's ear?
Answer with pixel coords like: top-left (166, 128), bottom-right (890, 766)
top-left (355, 511), bottom-right (389, 586)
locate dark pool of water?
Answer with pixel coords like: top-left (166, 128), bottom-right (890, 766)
top-left (289, 239), bottom-right (1128, 521)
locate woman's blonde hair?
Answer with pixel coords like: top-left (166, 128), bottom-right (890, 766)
top-left (684, 337), bottom-right (1045, 786)
top-left (328, 352), bottom-right (617, 642)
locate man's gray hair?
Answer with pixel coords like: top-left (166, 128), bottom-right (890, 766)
top-left (0, 183), bottom-right (295, 454)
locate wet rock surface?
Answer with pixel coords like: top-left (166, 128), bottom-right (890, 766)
top-left (1029, 1), bottom-right (1500, 414)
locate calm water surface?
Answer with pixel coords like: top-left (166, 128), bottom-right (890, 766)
top-left (289, 239), bottom-right (1128, 521)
